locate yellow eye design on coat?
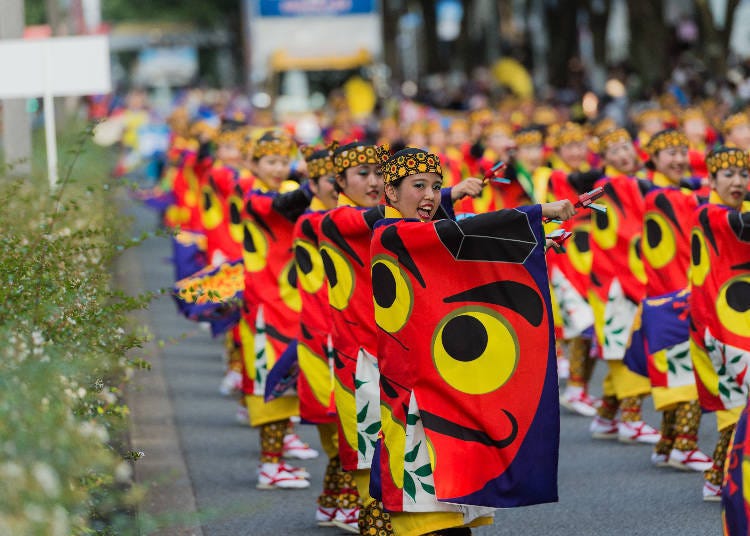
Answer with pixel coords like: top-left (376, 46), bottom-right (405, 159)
top-left (320, 243), bottom-right (355, 311)
top-left (242, 221), bottom-right (268, 273)
top-left (642, 211), bottom-right (676, 270)
top-left (201, 185), bottom-right (223, 230)
top-left (432, 306), bottom-right (519, 395)
top-left (278, 258), bottom-right (301, 313)
top-left (716, 275), bottom-right (750, 338)
top-left (689, 229), bottom-right (710, 287)
top-left (568, 223), bottom-right (592, 276)
top-left (628, 236), bottom-right (647, 284)
top-left (591, 200), bottom-right (618, 251)
top-left (227, 194), bottom-right (244, 244)
top-left (295, 239), bottom-right (325, 294)
top-left (372, 254), bottom-right (414, 334)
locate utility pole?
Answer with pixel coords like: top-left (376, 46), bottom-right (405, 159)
top-left (0, 0), bottom-right (32, 176)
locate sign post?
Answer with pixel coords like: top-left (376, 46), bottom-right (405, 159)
top-left (0, 35), bottom-right (111, 188)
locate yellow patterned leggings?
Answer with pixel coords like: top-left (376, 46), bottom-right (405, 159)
top-left (706, 425), bottom-right (735, 486)
top-left (259, 419), bottom-right (287, 463)
top-left (567, 337), bottom-right (596, 389)
top-left (654, 400), bottom-right (701, 455)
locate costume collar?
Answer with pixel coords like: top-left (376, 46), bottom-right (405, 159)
top-left (310, 196), bottom-right (328, 211)
top-left (652, 171), bottom-right (676, 188)
top-left (337, 193), bottom-right (359, 207)
top-left (384, 205), bottom-right (404, 219)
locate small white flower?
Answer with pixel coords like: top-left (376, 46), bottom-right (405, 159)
top-left (50, 506), bottom-right (70, 536)
top-left (114, 462), bottom-right (133, 482)
top-left (32, 463), bottom-right (60, 497)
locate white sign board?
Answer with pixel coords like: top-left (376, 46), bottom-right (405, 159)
top-left (0, 35), bottom-right (111, 187)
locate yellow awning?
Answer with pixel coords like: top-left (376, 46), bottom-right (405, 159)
top-left (269, 48), bottom-right (371, 72)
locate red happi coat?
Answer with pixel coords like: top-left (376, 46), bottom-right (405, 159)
top-left (545, 169), bottom-right (594, 338)
top-left (640, 183), bottom-right (699, 389)
top-left (641, 185), bottom-right (699, 296)
top-left (200, 162), bottom-right (254, 264)
top-left (690, 202), bottom-right (750, 411)
top-left (588, 174), bottom-right (650, 358)
top-left (371, 206), bottom-right (559, 511)
top-left (240, 190), bottom-right (304, 395)
top-left (293, 210), bottom-right (336, 423)
top-left (319, 205), bottom-right (384, 471)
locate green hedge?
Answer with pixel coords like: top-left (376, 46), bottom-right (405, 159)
top-left (0, 126), bottom-right (150, 535)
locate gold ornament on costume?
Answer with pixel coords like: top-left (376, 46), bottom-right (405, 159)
top-left (645, 129), bottom-right (688, 157)
top-left (449, 119), bottom-right (469, 133)
top-left (635, 108), bottom-right (665, 127)
top-left (332, 141), bottom-right (380, 174)
top-left (513, 128), bottom-right (543, 147)
top-left (706, 147), bottom-right (750, 175)
top-left (250, 129), bottom-right (296, 159)
top-left (547, 122), bottom-right (586, 149)
top-left (301, 144), bottom-right (336, 180)
top-left (595, 127), bottom-right (632, 154)
top-left (532, 106), bottom-right (557, 126)
top-left (377, 146), bottom-right (442, 184)
top-left (722, 113), bottom-right (750, 135)
top-left (485, 122), bottom-right (512, 137)
top-left (681, 107), bottom-right (705, 124)
top-left (216, 126), bottom-right (248, 147)
top-left (189, 120), bottom-right (217, 142)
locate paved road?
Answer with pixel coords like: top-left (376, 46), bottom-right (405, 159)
top-left (127, 202), bottom-right (722, 536)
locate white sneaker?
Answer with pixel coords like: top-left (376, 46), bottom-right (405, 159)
top-left (219, 370), bottom-right (243, 396)
top-left (331, 506), bottom-right (359, 533)
top-left (557, 357), bottom-right (570, 381)
top-left (283, 433), bottom-right (320, 460)
top-left (560, 387), bottom-right (598, 417)
top-left (256, 462), bottom-right (310, 490)
top-left (590, 416), bottom-right (618, 439)
top-left (278, 461), bottom-right (310, 479)
top-left (617, 421), bottom-right (661, 445)
top-left (235, 405), bottom-right (249, 425)
top-left (667, 448), bottom-right (714, 472)
top-left (651, 451), bottom-right (669, 467)
top-left (316, 506), bottom-right (338, 526)
top-left (702, 480), bottom-right (722, 502)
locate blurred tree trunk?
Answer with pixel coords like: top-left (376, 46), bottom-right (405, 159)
top-left (584, 0), bottom-right (611, 92)
top-left (694, 0), bottom-right (740, 78)
top-left (457, 0), bottom-right (475, 75)
top-left (418, 0), bottom-right (440, 73)
top-left (544, 0), bottom-right (580, 88)
top-left (627, 0), bottom-right (667, 96)
top-left (383, 1), bottom-right (403, 81)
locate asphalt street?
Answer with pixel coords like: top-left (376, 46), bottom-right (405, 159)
top-left (126, 201), bottom-right (722, 536)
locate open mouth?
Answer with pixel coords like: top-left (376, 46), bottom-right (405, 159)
top-left (417, 206), bottom-right (433, 220)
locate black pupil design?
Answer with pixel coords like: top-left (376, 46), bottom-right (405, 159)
top-left (595, 211), bottom-right (608, 231)
top-left (295, 245), bottom-right (313, 275)
top-left (230, 201), bottom-right (241, 224)
top-left (287, 264), bottom-right (298, 287)
top-left (633, 237), bottom-right (642, 257)
top-left (442, 315), bottom-right (488, 362)
top-left (727, 281), bottom-right (750, 313)
top-left (203, 191), bottom-right (212, 210)
top-left (691, 234), bottom-right (701, 266)
top-left (573, 230), bottom-right (589, 253)
top-left (321, 249), bottom-right (337, 287)
top-left (373, 262), bottom-right (396, 308)
top-left (243, 226), bottom-right (256, 253)
top-left (646, 219), bottom-right (662, 248)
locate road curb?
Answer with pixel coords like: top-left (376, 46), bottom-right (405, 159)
top-left (117, 226), bottom-right (205, 536)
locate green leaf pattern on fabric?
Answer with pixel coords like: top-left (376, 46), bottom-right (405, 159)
top-left (704, 328), bottom-right (750, 409)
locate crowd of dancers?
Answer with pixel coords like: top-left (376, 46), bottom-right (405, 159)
top-left (130, 90), bottom-right (750, 535)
